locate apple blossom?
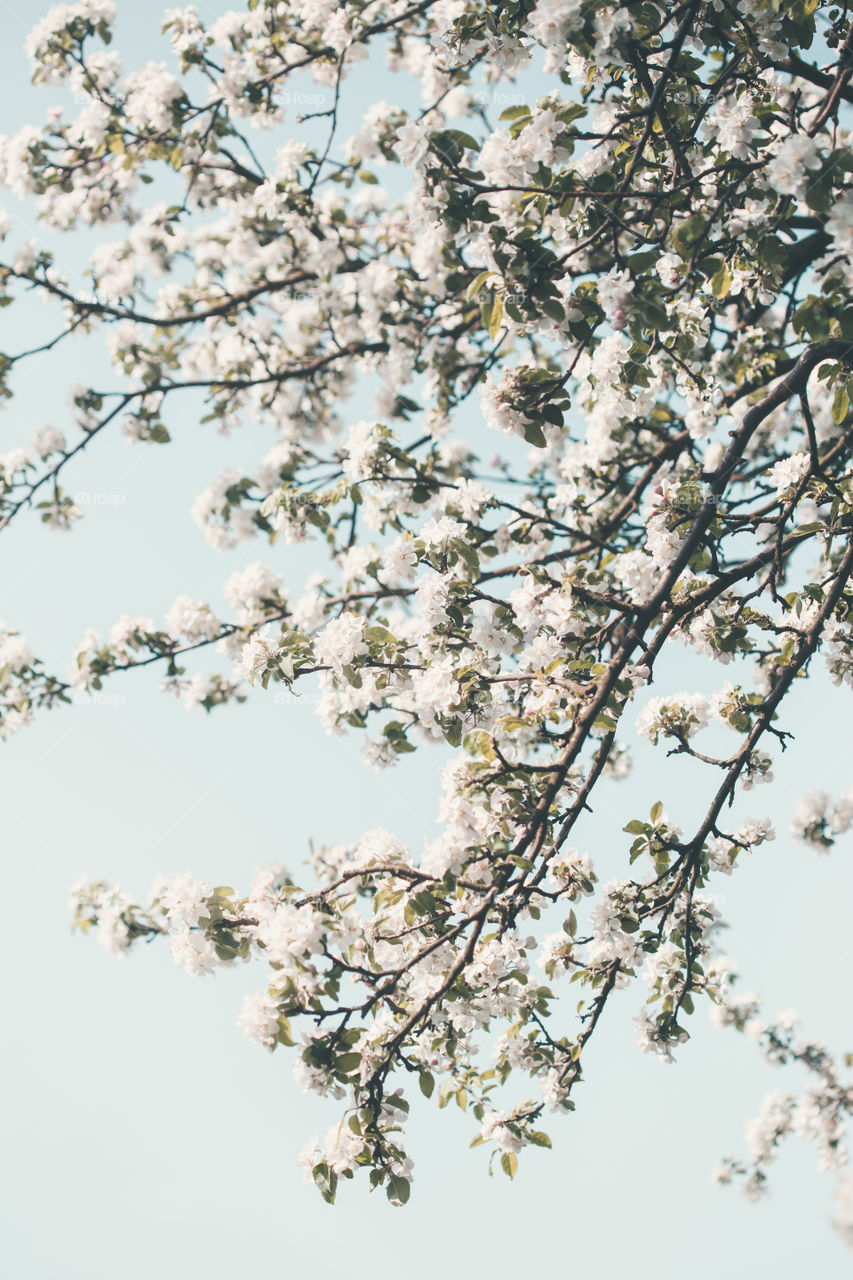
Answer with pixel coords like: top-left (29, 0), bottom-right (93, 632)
top-left (0, 0), bottom-right (849, 1239)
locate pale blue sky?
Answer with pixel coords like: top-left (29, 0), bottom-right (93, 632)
top-left (1, 4), bottom-right (852, 1276)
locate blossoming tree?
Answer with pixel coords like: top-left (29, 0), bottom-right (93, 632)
top-left (4, 0), bottom-right (853, 1235)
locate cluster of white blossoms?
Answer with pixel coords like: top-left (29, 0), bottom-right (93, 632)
top-left (480, 368), bottom-right (536, 439)
top-left (164, 596), bottom-right (221, 643)
top-left (642, 474), bottom-right (699, 570)
top-left (715, 1001), bottom-right (853, 1207)
top-left (69, 878), bottom-right (134, 953)
top-left (703, 93), bottom-right (762, 161)
top-left (124, 62), bottom-right (184, 133)
top-left (528, 0), bottom-right (585, 73)
top-left (596, 268), bottom-right (634, 330)
top-left (825, 635), bottom-right (853, 691)
top-left (25, 0), bottom-right (117, 81)
top-left (768, 451), bottom-right (810, 498)
top-left (765, 134), bottom-right (822, 199)
top-left (636, 693), bottom-right (708, 747)
top-left (3, 0), bottom-right (853, 1233)
top-left (223, 561), bottom-right (285, 624)
top-left (311, 612), bottom-right (368, 674)
top-left (791, 789), bottom-right (853, 851)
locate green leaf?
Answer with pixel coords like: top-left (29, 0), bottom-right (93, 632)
top-left (364, 624), bottom-right (396, 646)
top-left (672, 214), bottom-right (706, 260)
top-left (447, 129), bottom-right (479, 151)
top-left (540, 402), bottom-right (565, 427)
top-left (385, 1093), bottom-right (410, 1112)
top-left (313, 1163), bottom-right (337, 1204)
top-left (806, 171), bottom-right (833, 213)
top-left (419, 1071), bottom-right (435, 1099)
top-left (463, 730), bottom-right (495, 760)
top-left (487, 294), bottom-right (504, 340)
top-left (626, 250), bottom-right (659, 274)
top-left (649, 800), bottom-right (663, 823)
top-left (710, 261), bottom-right (732, 300)
top-left (466, 270), bottom-right (493, 301)
top-left (521, 419), bottom-right (547, 448)
top-left (500, 1151), bottom-right (518, 1179)
top-left (832, 385), bottom-right (849, 425)
top-left (528, 1130), bottom-right (551, 1148)
top-left (758, 235), bottom-right (786, 266)
top-left (386, 1175), bottom-right (410, 1205)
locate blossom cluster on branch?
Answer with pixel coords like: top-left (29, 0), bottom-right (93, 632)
top-left (3, 0), bottom-right (853, 1232)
